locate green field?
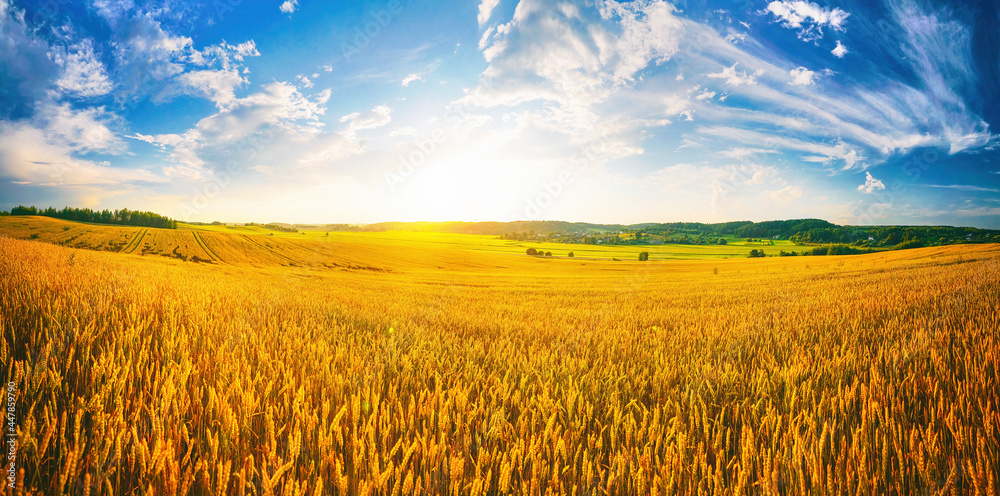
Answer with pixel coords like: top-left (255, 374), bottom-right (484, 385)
top-left (177, 223), bottom-right (803, 261)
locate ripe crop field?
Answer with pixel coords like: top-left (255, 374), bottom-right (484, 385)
top-left (0, 216), bottom-right (803, 263)
top-left (1, 221), bottom-right (999, 495)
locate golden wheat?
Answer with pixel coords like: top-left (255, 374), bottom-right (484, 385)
top-left (1, 230), bottom-right (998, 495)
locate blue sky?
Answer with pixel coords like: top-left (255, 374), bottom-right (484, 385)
top-left (1, 0), bottom-right (998, 226)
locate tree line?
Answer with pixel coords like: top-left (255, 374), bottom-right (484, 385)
top-left (8, 206), bottom-right (178, 229)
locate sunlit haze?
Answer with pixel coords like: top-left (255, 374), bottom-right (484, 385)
top-left (1, 0), bottom-right (998, 226)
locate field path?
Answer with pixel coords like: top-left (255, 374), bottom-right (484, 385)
top-left (192, 231), bottom-right (224, 263)
top-left (121, 229), bottom-right (147, 254)
top-left (240, 234), bottom-right (302, 266)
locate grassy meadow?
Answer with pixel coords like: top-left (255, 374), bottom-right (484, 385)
top-left (1, 216), bottom-right (999, 495)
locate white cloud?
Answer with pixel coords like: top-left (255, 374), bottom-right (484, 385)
top-left (788, 66), bottom-right (816, 85)
top-left (766, 185), bottom-right (803, 204)
top-left (280, 0), bottom-right (298, 14)
top-left (401, 73), bottom-right (424, 87)
top-left (109, 15), bottom-right (259, 108)
top-left (52, 39), bottom-right (113, 97)
top-left (91, 0), bottom-right (135, 24)
top-left (478, 0), bottom-right (501, 26)
top-left (172, 69), bottom-right (247, 107)
top-left (129, 82), bottom-right (341, 179)
top-left (457, 0), bottom-right (687, 167)
top-left (695, 89), bottom-right (716, 101)
top-left (343, 105), bottom-right (392, 131)
top-left (469, 0), bottom-right (683, 108)
top-left (320, 65), bottom-right (333, 72)
top-left (831, 40), bottom-right (848, 58)
top-left (857, 171), bottom-right (885, 193)
top-left (706, 63), bottom-right (764, 86)
top-left (766, 1), bottom-right (849, 41)
top-left (296, 74), bottom-right (314, 88)
top-left (112, 13), bottom-right (192, 101)
top-left (0, 0), bottom-right (59, 116)
top-left (0, 121), bottom-right (155, 186)
top-left (36, 103), bottom-right (125, 155)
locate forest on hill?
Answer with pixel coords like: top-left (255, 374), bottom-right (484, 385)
top-left (6, 205), bottom-right (177, 229)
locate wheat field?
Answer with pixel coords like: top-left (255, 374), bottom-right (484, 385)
top-left (1, 220), bottom-right (999, 495)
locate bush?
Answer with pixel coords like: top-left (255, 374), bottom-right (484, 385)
top-left (893, 240), bottom-right (924, 250)
top-left (567, 252), bottom-right (574, 257)
top-left (638, 251), bottom-right (649, 261)
top-left (545, 251), bottom-right (552, 257)
top-left (779, 250), bottom-right (797, 257)
top-left (718, 238), bottom-right (727, 245)
top-left (810, 244), bottom-right (870, 256)
top-left (526, 248), bottom-right (537, 256)
top-left (748, 249), bottom-right (765, 258)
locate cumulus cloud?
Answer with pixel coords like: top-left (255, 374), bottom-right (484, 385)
top-left (184, 70), bottom-right (246, 103)
top-left (469, 0), bottom-right (682, 108)
top-left (280, 0), bottom-right (298, 14)
top-left (341, 105), bottom-right (392, 131)
top-left (459, 0), bottom-right (687, 166)
top-left (765, 1), bottom-right (849, 41)
top-left (0, 0), bottom-right (58, 118)
top-left (52, 39), bottom-right (114, 97)
top-left (0, 121), bottom-right (155, 186)
top-left (788, 67), bottom-right (816, 85)
top-left (831, 40), bottom-right (848, 58)
top-left (112, 13), bottom-right (192, 101)
top-left (296, 74), bottom-right (314, 88)
top-left (766, 185), bottom-right (803, 204)
top-left (37, 103), bottom-right (125, 154)
top-left (91, 0), bottom-right (135, 24)
top-left (706, 63), bottom-right (764, 86)
top-left (108, 14), bottom-right (258, 107)
top-left (695, 89), bottom-right (716, 101)
top-left (478, 0), bottom-right (501, 26)
top-left (857, 171), bottom-right (885, 193)
top-left (129, 82), bottom-right (368, 179)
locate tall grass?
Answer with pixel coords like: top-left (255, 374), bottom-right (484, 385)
top-left (2, 236), bottom-right (998, 495)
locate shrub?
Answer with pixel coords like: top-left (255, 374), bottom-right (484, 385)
top-left (893, 240), bottom-right (924, 251)
top-left (638, 251), bottom-right (649, 261)
top-left (568, 252), bottom-right (574, 257)
top-left (545, 251), bottom-right (552, 257)
top-left (748, 249), bottom-right (765, 258)
top-left (526, 248), bottom-right (537, 256)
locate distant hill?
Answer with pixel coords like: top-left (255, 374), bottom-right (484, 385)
top-left (286, 218), bottom-right (1000, 248)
